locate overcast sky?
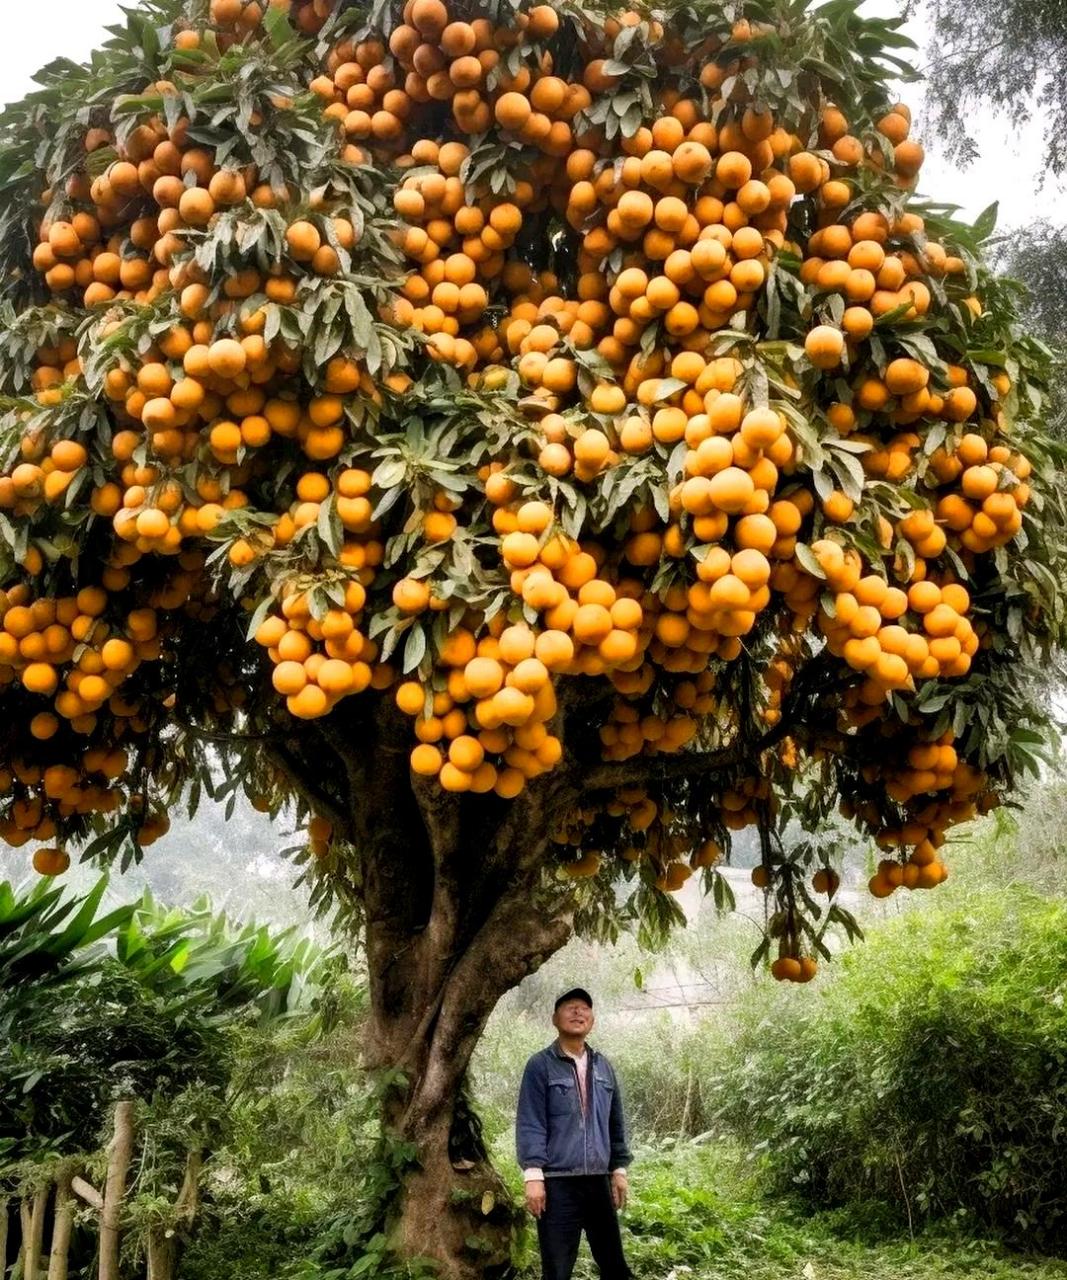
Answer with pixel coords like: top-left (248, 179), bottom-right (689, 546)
top-left (0, 0), bottom-right (1059, 232)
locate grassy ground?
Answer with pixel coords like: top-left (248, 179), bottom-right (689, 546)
top-left (503, 1142), bottom-right (1067, 1280)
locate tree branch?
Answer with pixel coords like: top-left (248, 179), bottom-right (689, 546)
top-left (407, 885), bottom-right (574, 1132)
top-left (267, 738), bottom-right (350, 834)
top-left (174, 1148), bottom-right (202, 1224)
top-left (576, 651), bottom-right (851, 791)
top-left (173, 719), bottom-right (273, 744)
top-left (581, 743), bottom-right (745, 790)
top-left (71, 1177), bottom-right (103, 1211)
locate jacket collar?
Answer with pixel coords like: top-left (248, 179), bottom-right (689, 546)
top-left (549, 1038), bottom-right (596, 1061)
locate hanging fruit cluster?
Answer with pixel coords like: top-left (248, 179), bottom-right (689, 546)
top-left (0, 0), bottom-right (1062, 981)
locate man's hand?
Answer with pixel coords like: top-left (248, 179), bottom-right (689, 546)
top-left (525, 1179), bottom-right (547, 1218)
top-left (611, 1169), bottom-right (628, 1211)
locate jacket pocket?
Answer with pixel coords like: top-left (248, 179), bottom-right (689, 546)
top-left (548, 1078), bottom-right (576, 1116)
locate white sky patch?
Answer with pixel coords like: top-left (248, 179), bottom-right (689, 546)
top-left (858, 0), bottom-right (1064, 229)
top-left (247, 852), bottom-right (296, 880)
top-left (0, 1), bottom-right (128, 107)
top-left (0, 0), bottom-right (1059, 232)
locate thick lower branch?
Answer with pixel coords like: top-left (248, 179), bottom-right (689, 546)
top-left (175, 1149), bottom-right (202, 1222)
top-left (268, 738), bottom-right (351, 834)
top-left (406, 885), bottom-right (574, 1134)
top-left (581, 744), bottom-right (745, 791)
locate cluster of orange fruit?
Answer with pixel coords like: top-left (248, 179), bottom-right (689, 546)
top-left (0, 572), bottom-right (182, 848)
top-left (0, 0), bottom-right (1039, 947)
top-left (553, 784), bottom-right (722, 893)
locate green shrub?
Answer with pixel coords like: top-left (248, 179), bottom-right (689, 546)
top-left (710, 890), bottom-right (1067, 1246)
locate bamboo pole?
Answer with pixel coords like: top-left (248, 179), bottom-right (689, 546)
top-left (15, 1195), bottom-right (33, 1280)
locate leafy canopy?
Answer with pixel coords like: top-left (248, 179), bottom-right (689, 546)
top-left (0, 0), bottom-right (1063, 974)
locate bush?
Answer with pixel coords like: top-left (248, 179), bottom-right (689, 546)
top-left (711, 890), bottom-right (1067, 1246)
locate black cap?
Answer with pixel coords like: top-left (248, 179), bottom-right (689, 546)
top-left (554, 987), bottom-right (593, 1012)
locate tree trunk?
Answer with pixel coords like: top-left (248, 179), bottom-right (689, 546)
top-left (99, 1101), bottom-right (135, 1280)
top-left (363, 778), bottom-right (576, 1278)
top-left (146, 1231), bottom-right (173, 1280)
top-left (1, 1196), bottom-right (8, 1280)
top-left (379, 880), bottom-right (574, 1279)
top-left (145, 1147), bottom-right (201, 1280)
top-left (47, 1172), bottom-right (74, 1280)
top-left (280, 700), bottom-right (584, 1278)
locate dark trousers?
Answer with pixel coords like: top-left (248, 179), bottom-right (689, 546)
top-left (537, 1174), bottom-right (631, 1280)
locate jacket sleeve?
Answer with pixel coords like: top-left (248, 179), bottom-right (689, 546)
top-left (608, 1061), bottom-right (632, 1169)
top-left (516, 1055), bottom-right (549, 1171)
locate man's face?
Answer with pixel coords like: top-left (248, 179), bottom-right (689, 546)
top-left (553, 999), bottom-right (594, 1037)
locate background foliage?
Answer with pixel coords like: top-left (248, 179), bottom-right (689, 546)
top-left (3, 785), bottom-right (1067, 1278)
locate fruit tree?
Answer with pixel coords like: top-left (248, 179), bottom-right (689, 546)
top-left (0, 0), bottom-right (1064, 1272)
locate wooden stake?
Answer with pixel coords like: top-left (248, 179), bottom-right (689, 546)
top-left (47, 1172), bottom-right (74, 1280)
top-left (98, 1102), bottom-right (135, 1280)
top-left (0, 1192), bottom-right (8, 1280)
top-left (24, 1186), bottom-right (48, 1280)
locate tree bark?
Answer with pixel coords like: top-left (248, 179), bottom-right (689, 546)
top-left (279, 701), bottom-right (585, 1277)
top-left (99, 1101), bottom-right (135, 1280)
top-left (145, 1147), bottom-right (201, 1280)
top-left (47, 1172), bottom-right (74, 1280)
top-left (0, 1196), bottom-right (8, 1280)
top-left (146, 1232), bottom-right (172, 1280)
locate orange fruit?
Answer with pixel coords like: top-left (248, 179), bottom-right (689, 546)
top-left (804, 325), bottom-right (845, 370)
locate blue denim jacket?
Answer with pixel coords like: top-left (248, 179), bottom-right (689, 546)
top-left (516, 1041), bottom-right (632, 1176)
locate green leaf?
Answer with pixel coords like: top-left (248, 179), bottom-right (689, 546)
top-left (794, 542), bottom-right (827, 579)
top-left (973, 201), bottom-right (999, 242)
top-left (403, 624), bottom-right (427, 671)
top-left (263, 3), bottom-right (295, 50)
top-left (316, 493), bottom-right (343, 556)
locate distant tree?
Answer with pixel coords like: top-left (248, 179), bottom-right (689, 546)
top-left (913, 0), bottom-right (1067, 174)
top-left (1, 879), bottom-right (328, 1160)
top-left (997, 222), bottom-right (1067, 434)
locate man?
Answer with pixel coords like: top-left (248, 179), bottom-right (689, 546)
top-left (516, 987), bottom-right (633, 1280)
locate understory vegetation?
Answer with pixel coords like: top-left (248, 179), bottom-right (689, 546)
top-left (3, 788), bottom-right (1065, 1278)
